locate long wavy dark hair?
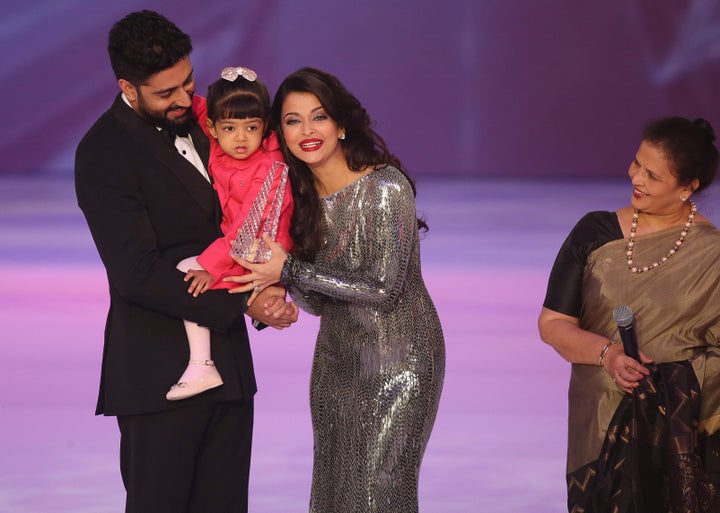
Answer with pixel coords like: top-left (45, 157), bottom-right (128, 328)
top-left (271, 67), bottom-right (426, 261)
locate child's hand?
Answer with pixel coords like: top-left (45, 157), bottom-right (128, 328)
top-left (184, 269), bottom-right (215, 297)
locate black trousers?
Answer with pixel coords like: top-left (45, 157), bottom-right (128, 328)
top-left (118, 398), bottom-right (254, 513)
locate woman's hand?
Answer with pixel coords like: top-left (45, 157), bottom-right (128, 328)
top-left (604, 345), bottom-right (652, 394)
top-left (224, 234), bottom-right (288, 304)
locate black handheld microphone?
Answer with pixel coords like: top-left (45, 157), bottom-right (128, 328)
top-left (612, 304), bottom-right (640, 361)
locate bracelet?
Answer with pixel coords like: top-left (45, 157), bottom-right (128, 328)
top-left (598, 342), bottom-right (611, 367)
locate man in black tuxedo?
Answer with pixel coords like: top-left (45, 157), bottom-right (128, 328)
top-left (74, 10), bottom-right (298, 513)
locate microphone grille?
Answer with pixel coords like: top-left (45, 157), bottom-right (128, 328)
top-left (613, 304), bottom-right (634, 327)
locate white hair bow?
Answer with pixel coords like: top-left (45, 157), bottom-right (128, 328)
top-left (220, 66), bottom-right (257, 82)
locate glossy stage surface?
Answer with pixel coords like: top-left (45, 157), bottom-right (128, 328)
top-left (2, 176), bottom-right (719, 512)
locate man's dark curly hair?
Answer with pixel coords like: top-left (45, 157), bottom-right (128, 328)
top-left (108, 10), bottom-right (192, 85)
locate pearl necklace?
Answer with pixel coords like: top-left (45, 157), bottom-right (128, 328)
top-left (626, 200), bottom-right (696, 273)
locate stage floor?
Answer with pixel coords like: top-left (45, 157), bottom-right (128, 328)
top-left (2, 175), bottom-right (718, 512)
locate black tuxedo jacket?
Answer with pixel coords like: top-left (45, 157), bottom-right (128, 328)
top-left (75, 95), bottom-right (257, 416)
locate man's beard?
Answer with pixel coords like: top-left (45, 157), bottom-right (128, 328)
top-left (136, 93), bottom-right (194, 134)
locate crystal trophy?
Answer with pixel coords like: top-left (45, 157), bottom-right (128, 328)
top-left (231, 161), bottom-right (289, 263)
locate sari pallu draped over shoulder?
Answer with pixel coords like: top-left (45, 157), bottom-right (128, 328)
top-left (565, 223), bottom-right (720, 513)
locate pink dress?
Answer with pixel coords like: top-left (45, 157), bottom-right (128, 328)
top-left (192, 96), bottom-right (294, 289)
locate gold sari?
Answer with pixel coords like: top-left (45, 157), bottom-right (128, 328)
top-left (567, 223), bottom-right (720, 512)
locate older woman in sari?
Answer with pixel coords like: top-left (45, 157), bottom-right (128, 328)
top-left (539, 117), bottom-right (720, 512)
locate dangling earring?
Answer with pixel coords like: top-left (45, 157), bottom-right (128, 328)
top-left (339, 131), bottom-right (346, 140)
top-left (681, 196), bottom-right (687, 202)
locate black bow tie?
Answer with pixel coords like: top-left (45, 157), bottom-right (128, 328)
top-left (160, 126), bottom-right (190, 146)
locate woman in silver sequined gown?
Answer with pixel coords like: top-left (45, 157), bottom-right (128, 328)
top-left (228, 67), bottom-right (445, 513)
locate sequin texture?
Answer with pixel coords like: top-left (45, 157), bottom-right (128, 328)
top-left (282, 166), bottom-right (445, 513)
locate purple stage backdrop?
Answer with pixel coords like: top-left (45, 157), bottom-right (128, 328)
top-left (3, 0), bottom-right (720, 178)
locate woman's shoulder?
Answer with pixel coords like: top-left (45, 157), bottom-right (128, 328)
top-left (369, 164), bottom-right (413, 192)
top-left (694, 221), bottom-right (720, 241)
top-left (324, 165), bottom-right (411, 202)
top-left (566, 210), bottom-right (623, 245)
top-left (374, 163), bottom-right (402, 176)
top-left (572, 210), bottom-right (619, 228)
top-left (690, 224), bottom-right (720, 265)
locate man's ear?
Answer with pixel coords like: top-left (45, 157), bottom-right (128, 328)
top-left (118, 79), bottom-right (138, 103)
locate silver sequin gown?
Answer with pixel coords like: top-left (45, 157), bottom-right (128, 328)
top-left (281, 166), bottom-right (445, 513)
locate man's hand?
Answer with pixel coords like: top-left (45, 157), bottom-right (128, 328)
top-left (246, 285), bottom-right (298, 329)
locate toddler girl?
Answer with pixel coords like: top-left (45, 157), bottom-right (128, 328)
top-left (167, 66), bottom-right (293, 400)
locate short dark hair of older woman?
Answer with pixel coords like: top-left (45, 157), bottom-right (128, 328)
top-left (642, 117), bottom-right (719, 193)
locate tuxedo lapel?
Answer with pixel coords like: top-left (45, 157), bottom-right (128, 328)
top-left (111, 95), bottom-right (217, 218)
top-left (189, 122), bottom-right (210, 166)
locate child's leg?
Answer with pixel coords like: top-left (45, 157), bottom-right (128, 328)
top-left (166, 257), bottom-right (223, 401)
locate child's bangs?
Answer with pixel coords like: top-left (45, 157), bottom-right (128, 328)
top-left (217, 94), bottom-right (267, 121)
